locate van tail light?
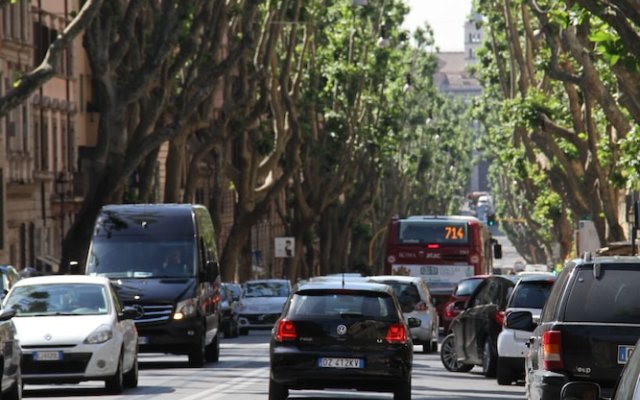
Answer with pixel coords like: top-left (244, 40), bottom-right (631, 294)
top-left (274, 319), bottom-right (297, 342)
top-left (414, 301), bottom-right (427, 312)
top-left (385, 323), bottom-right (407, 343)
top-left (495, 310), bottom-right (505, 326)
top-left (542, 330), bottom-right (564, 370)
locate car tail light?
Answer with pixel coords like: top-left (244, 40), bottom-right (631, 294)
top-left (445, 302), bottom-right (457, 318)
top-left (495, 310), bottom-right (505, 326)
top-left (274, 319), bottom-right (297, 342)
top-left (542, 330), bottom-right (564, 370)
top-left (385, 323), bottom-right (407, 343)
top-left (414, 301), bottom-right (427, 312)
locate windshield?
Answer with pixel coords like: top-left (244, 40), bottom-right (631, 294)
top-left (243, 281), bottom-right (290, 298)
top-left (86, 239), bottom-right (197, 279)
top-left (5, 283), bottom-right (109, 316)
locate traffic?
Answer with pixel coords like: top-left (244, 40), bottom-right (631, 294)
top-left (1, 202), bottom-right (639, 400)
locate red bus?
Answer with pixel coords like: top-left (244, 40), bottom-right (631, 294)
top-left (383, 215), bottom-right (502, 320)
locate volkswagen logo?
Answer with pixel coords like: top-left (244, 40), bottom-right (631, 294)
top-left (44, 333), bottom-right (52, 341)
top-left (336, 324), bottom-right (347, 335)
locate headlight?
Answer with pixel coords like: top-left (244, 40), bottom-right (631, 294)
top-left (84, 324), bottom-right (113, 344)
top-left (174, 298), bottom-right (198, 320)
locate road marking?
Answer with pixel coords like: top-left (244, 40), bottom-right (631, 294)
top-left (178, 366), bottom-right (268, 400)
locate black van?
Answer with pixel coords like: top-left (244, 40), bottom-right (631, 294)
top-left (85, 203), bottom-right (222, 367)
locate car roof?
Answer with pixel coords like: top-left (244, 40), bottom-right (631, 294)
top-left (13, 274), bottom-right (110, 287)
top-left (368, 275), bottom-right (423, 283)
top-left (295, 280), bottom-right (394, 295)
top-left (516, 272), bottom-right (556, 282)
top-left (244, 279), bottom-right (291, 284)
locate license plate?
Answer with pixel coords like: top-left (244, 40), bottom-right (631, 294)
top-left (33, 351), bottom-right (62, 361)
top-left (138, 336), bottom-right (149, 345)
top-left (318, 357), bottom-right (364, 369)
top-left (618, 345), bottom-right (634, 364)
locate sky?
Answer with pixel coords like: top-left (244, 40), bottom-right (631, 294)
top-left (402, 0), bottom-right (472, 52)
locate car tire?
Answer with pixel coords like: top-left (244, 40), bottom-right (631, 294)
top-left (4, 365), bottom-right (21, 400)
top-left (394, 377), bottom-right (411, 400)
top-left (482, 338), bottom-right (497, 378)
top-left (496, 357), bottom-right (513, 385)
top-left (188, 331), bottom-right (206, 367)
top-left (206, 331), bottom-right (220, 363)
top-left (440, 333), bottom-right (473, 372)
top-left (422, 342), bottom-right (432, 354)
top-left (123, 352), bottom-right (139, 388)
top-left (268, 378), bottom-right (288, 400)
top-left (105, 352), bottom-right (124, 394)
top-left (431, 339), bottom-right (439, 353)
top-left (232, 320), bottom-right (240, 338)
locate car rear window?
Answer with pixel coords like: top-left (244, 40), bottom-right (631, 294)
top-left (565, 265), bottom-right (640, 323)
top-left (508, 280), bottom-right (554, 309)
top-left (455, 278), bottom-right (483, 296)
top-left (378, 281), bottom-right (421, 313)
top-left (286, 290), bottom-right (396, 320)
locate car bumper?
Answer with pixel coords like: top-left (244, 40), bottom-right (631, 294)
top-left (238, 313), bottom-right (280, 330)
top-left (21, 340), bottom-right (121, 383)
top-left (136, 317), bottom-right (204, 354)
top-left (271, 345), bottom-right (412, 392)
top-left (527, 369), bottom-right (568, 400)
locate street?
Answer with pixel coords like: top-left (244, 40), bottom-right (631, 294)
top-left (26, 331), bottom-right (525, 400)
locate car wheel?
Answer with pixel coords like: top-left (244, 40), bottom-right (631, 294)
top-left (268, 378), bottom-right (288, 400)
top-left (482, 338), bottom-right (497, 378)
top-left (422, 341), bottom-right (432, 354)
top-left (393, 377), bottom-right (411, 400)
top-left (206, 331), bottom-right (220, 363)
top-left (105, 352), bottom-right (124, 394)
top-left (233, 320), bottom-right (240, 338)
top-left (440, 333), bottom-right (473, 372)
top-left (188, 331), bottom-right (206, 367)
top-left (496, 357), bottom-right (513, 385)
top-left (4, 365), bottom-right (21, 400)
top-left (123, 351), bottom-right (139, 388)
top-left (431, 339), bottom-right (439, 353)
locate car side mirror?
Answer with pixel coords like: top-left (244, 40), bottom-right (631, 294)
top-left (560, 382), bottom-right (603, 400)
top-left (407, 317), bottom-right (421, 328)
top-left (0, 309), bottom-right (16, 321)
top-left (505, 310), bottom-right (537, 331)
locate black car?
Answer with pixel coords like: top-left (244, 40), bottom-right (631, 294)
top-left (515, 254), bottom-right (640, 399)
top-left (220, 282), bottom-right (241, 338)
top-left (269, 280), bottom-right (419, 400)
top-left (440, 274), bottom-right (518, 377)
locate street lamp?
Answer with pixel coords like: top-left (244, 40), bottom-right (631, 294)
top-left (55, 172), bottom-right (71, 259)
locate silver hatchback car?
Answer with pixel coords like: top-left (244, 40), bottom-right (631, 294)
top-left (369, 275), bottom-right (439, 353)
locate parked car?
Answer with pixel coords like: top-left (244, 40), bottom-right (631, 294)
top-left (440, 274), bottom-right (518, 377)
top-left (239, 279), bottom-right (292, 335)
top-left (496, 272), bottom-right (556, 385)
top-left (269, 280), bottom-right (418, 400)
top-left (560, 337), bottom-right (640, 400)
top-left (3, 275), bottom-right (139, 394)
top-left (0, 308), bottom-right (21, 400)
top-left (440, 274), bottom-right (489, 332)
top-left (521, 254), bottom-right (640, 400)
top-left (220, 282), bottom-right (241, 338)
top-left (368, 275), bottom-right (439, 353)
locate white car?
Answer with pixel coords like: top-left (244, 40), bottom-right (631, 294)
top-left (238, 279), bottom-right (291, 335)
top-left (496, 273), bottom-right (556, 385)
top-left (368, 275), bottom-right (439, 353)
top-left (3, 275), bottom-right (139, 393)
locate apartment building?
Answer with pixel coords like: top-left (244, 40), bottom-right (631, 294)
top-left (0, 0), bottom-right (86, 272)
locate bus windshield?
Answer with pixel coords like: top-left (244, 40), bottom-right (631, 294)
top-left (86, 239), bottom-right (197, 279)
top-left (398, 221), bottom-right (469, 245)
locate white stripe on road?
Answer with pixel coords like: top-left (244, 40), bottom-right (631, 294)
top-left (178, 366), bottom-right (268, 400)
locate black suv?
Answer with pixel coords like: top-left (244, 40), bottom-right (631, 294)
top-left (515, 254), bottom-right (640, 400)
